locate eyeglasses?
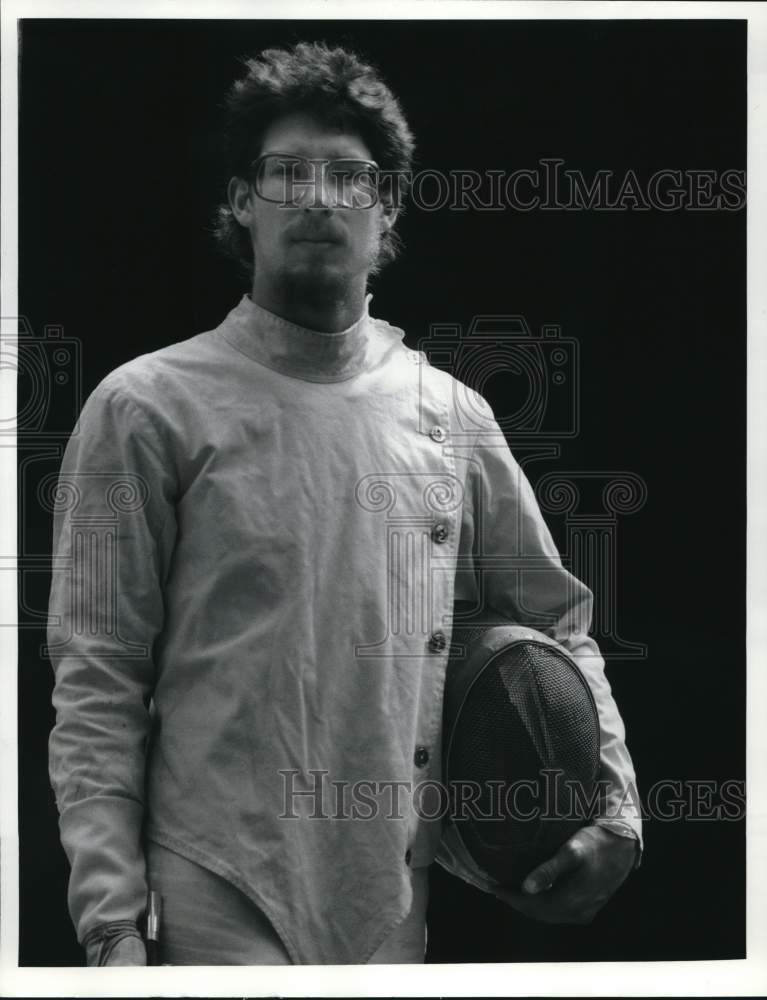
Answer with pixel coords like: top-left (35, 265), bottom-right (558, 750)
top-left (250, 153), bottom-right (380, 210)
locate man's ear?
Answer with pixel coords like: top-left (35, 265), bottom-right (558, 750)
top-left (228, 176), bottom-right (254, 226)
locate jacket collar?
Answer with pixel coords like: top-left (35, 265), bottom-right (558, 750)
top-left (221, 292), bottom-right (377, 383)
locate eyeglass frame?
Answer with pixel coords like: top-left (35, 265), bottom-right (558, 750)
top-left (248, 152), bottom-right (382, 210)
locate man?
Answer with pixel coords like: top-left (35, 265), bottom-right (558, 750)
top-left (47, 40), bottom-right (642, 966)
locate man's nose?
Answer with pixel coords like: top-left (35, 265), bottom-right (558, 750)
top-left (293, 165), bottom-right (340, 210)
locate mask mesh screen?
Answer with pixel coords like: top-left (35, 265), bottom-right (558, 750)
top-left (445, 635), bottom-right (601, 887)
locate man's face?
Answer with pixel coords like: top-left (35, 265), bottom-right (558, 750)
top-left (230, 111), bottom-right (396, 293)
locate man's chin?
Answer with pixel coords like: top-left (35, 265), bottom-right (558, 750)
top-left (280, 260), bottom-right (358, 295)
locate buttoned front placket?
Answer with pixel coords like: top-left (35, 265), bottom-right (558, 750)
top-left (402, 371), bottom-right (465, 869)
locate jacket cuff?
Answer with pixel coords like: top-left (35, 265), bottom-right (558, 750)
top-left (434, 821), bottom-right (500, 895)
top-left (82, 920), bottom-right (144, 966)
top-left (592, 817), bottom-right (644, 869)
top-left (58, 794), bottom-right (148, 945)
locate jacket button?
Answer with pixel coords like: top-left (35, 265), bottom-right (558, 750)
top-left (429, 425), bottom-right (447, 443)
top-left (431, 522), bottom-right (449, 544)
top-left (405, 849), bottom-right (412, 865)
top-left (414, 746), bottom-right (429, 768)
top-left (428, 631), bottom-right (447, 653)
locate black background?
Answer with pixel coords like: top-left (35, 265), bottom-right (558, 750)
top-left (17, 19), bottom-right (745, 965)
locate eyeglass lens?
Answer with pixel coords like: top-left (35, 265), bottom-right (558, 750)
top-left (255, 155), bottom-right (378, 208)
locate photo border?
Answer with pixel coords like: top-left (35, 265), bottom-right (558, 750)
top-left (2, 1), bottom-right (765, 996)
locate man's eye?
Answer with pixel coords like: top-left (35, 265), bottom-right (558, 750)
top-left (264, 157), bottom-right (306, 178)
top-left (289, 161), bottom-right (313, 181)
top-left (328, 161), bottom-right (365, 175)
top-left (327, 162), bottom-right (377, 184)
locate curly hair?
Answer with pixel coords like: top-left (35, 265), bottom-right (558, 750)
top-left (214, 41), bottom-right (416, 279)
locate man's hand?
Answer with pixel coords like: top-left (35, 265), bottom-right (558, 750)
top-left (106, 935), bottom-right (147, 965)
top-left (493, 824), bottom-right (636, 925)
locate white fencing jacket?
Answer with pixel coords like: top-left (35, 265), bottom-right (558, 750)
top-left (47, 293), bottom-right (642, 965)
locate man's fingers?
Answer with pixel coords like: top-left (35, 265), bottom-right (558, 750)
top-left (493, 883), bottom-right (592, 925)
top-left (492, 886), bottom-right (559, 919)
top-left (104, 935), bottom-right (147, 966)
top-left (521, 836), bottom-right (586, 895)
top-left (492, 827), bottom-right (634, 924)
top-left (493, 885), bottom-right (552, 921)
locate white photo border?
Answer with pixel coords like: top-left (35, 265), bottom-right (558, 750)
top-left (1, 2), bottom-right (765, 996)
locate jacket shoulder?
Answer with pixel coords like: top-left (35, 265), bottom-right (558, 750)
top-left (89, 330), bottom-right (221, 413)
top-left (404, 346), bottom-right (498, 433)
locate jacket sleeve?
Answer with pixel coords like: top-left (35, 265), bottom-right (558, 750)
top-left (47, 373), bottom-right (177, 960)
top-left (436, 402), bottom-right (642, 892)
